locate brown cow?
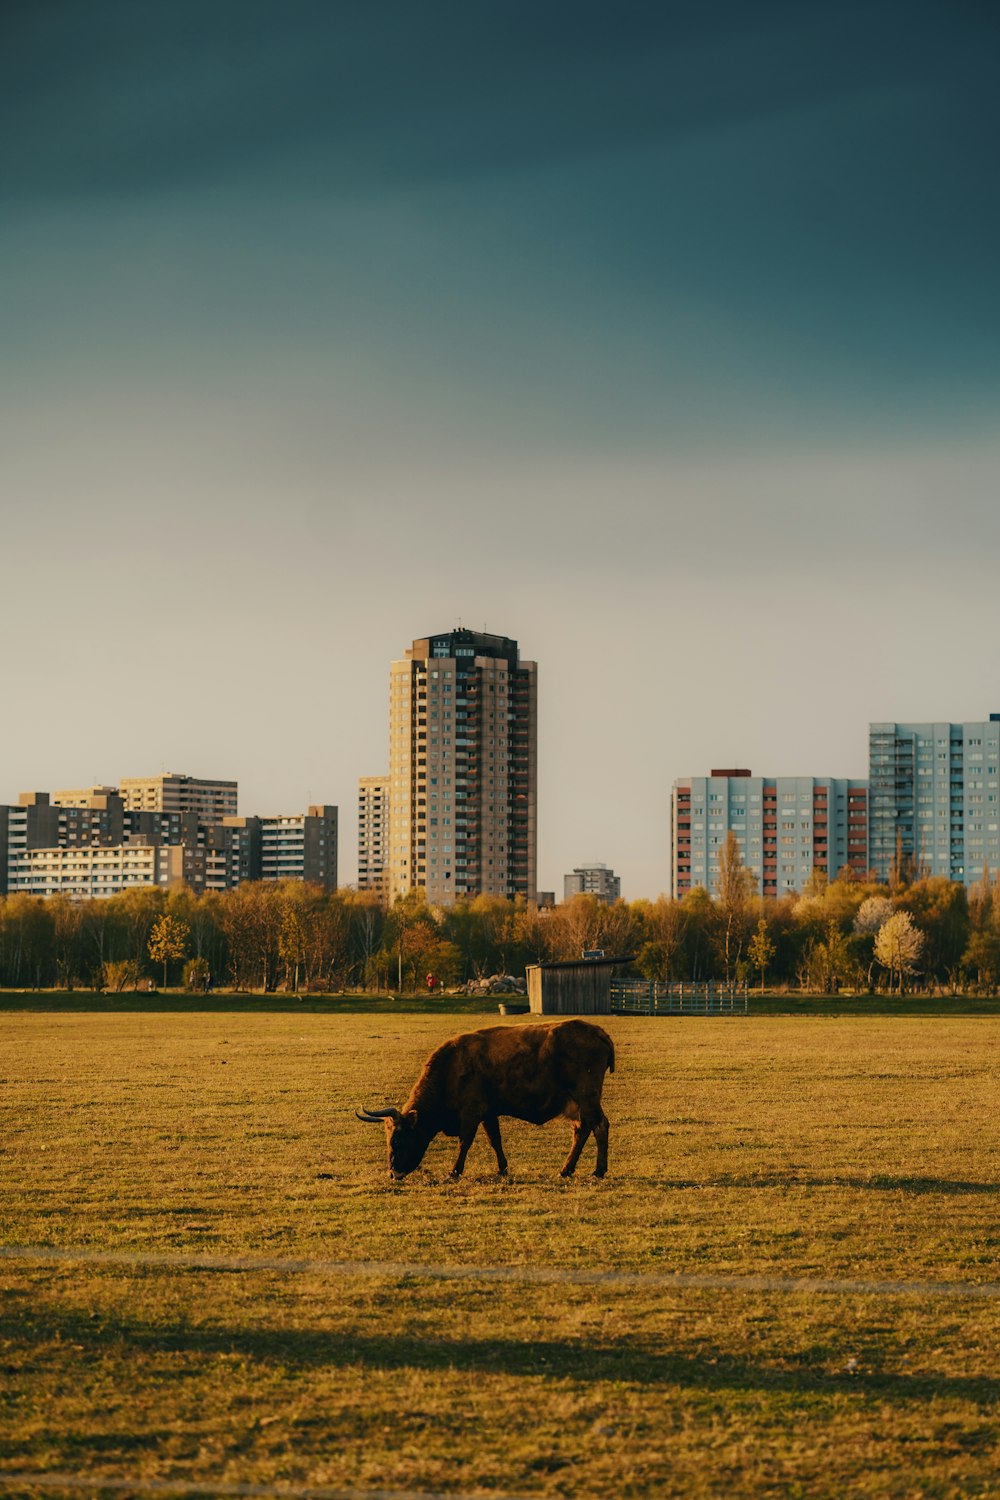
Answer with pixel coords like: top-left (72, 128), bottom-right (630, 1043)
top-left (357, 1018), bottom-right (615, 1180)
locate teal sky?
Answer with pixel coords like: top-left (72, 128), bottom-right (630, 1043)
top-left (3, 2), bottom-right (998, 896)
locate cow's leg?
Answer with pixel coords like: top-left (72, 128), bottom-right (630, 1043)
top-left (559, 1118), bottom-right (593, 1178)
top-left (481, 1114), bottom-right (508, 1175)
top-left (449, 1121), bottom-right (479, 1179)
top-left (592, 1110), bottom-right (610, 1178)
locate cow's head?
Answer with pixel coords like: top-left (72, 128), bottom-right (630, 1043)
top-left (356, 1105), bottom-right (429, 1179)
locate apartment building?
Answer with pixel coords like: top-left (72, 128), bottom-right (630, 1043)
top-left (202, 817), bottom-right (262, 893)
top-left (869, 717), bottom-right (1000, 885)
top-left (357, 775), bottom-right (389, 897)
top-left (672, 771), bottom-right (869, 898)
top-left (259, 806), bottom-right (338, 890)
top-left (564, 863), bottom-right (621, 903)
top-left (52, 785), bottom-right (120, 807)
top-left (2, 793), bottom-right (62, 893)
top-left (1, 781), bottom-right (337, 898)
top-left (388, 628), bottom-right (537, 906)
top-left (117, 773), bottom-right (238, 820)
top-left (9, 842), bottom-right (188, 899)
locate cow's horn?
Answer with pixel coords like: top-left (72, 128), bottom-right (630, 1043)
top-left (356, 1106), bottom-right (402, 1123)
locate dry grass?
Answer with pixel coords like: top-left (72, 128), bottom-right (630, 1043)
top-left (2, 1009), bottom-right (1000, 1497)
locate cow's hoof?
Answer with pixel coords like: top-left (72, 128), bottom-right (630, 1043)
top-left (592, 1169), bottom-right (607, 1179)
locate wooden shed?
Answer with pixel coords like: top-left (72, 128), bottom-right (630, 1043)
top-left (526, 957), bottom-right (628, 1016)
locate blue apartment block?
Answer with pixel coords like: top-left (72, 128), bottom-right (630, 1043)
top-left (869, 717), bottom-right (1000, 886)
top-left (672, 772), bottom-right (868, 899)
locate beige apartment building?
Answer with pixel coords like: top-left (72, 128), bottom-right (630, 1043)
top-left (357, 775), bottom-right (389, 897)
top-left (9, 842), bottom-right (188, 899)
top-left (388, 629), bottom-right (537, 907)
top-left (52, 785), bottom-right (120, 807)
top-left (117, 773), bottom-right (238, 820)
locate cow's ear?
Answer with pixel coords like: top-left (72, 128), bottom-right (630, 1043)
top-left (404, 1109), bottom-right (419, 1126)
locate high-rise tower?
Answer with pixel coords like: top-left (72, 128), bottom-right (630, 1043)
top-left (387, 629), bottom-right (537, 906)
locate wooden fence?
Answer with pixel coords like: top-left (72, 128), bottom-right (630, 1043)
top-left (610, 979), bottom-right (748, 1016)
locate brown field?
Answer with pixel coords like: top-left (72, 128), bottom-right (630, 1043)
top-left (2, 1007), bottom-right (1000, 1497)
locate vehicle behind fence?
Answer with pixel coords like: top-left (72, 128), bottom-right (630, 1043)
top-left (610, 978), bottom-right (748, 1015)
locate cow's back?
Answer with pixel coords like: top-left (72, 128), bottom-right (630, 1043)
top-left (430, 1020), bottom-right (613, 1125)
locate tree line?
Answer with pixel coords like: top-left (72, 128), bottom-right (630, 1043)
top-left (2, 838), bottom-right (1000, 994)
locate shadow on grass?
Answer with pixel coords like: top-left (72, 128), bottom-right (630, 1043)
top-left (5, 991), bottom-right (1000, 1017)
top-left (6, 1304), bottom-right (1000, 1405)
top-left (651, 1174), bottom-right (1000, 1196)
top-left (748, 996), bottom-right (1000, 1017)
top-left (0, 992), bottom-right (495, 1016)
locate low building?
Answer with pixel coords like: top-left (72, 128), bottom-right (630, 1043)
top-left (563, 864), bottom-right (621, 904)
top-left (526, 957), bottom-right (623, 1014)
top-left (8, 841), bottom-right (188, 898)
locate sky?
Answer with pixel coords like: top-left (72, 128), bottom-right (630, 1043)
top-left (2, 1), bottom-right (999, 898)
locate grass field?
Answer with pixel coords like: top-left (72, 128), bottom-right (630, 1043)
top-left (3, 1006), bottom-right (1000, 1498)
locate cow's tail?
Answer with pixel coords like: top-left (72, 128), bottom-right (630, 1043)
top-left (605, 1033), bottom-right (616, 1075)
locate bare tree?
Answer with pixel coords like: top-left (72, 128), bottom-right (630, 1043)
top-left (714, 832), bottom-right (756, 984)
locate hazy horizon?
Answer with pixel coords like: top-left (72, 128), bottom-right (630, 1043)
top-left (3, 2), bottom-right (998, 898)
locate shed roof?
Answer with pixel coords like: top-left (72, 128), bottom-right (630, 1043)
top-left (526, 956), bottom-right (633, 971)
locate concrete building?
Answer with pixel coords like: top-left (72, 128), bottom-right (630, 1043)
top-left (388, 628), bottom-right (537, 906)
top-left (564, 863), bottom-right (621, 903)
top-left (1, 793), bottom-right (61, 893)
top-left (1, 789), bottom-right (201, 897)
top-left (9, 841), bottom-right (188, 898)
top-left (1, 783), bottom-right (337, 898)
top-left (357, 775), bottom-right (389, 897)
top-left (672, 771), bottom-right (869, 898)
top-left (258, 806), bottom-right (338, 890)
top-left (117, 774), bottom-right (238, 820)
top-left (202, 817), bottom-right (262, 893)
top-left (52, 785), bottom-right (120, 807)
top-left (869, 716), bottom-right (1000, 886)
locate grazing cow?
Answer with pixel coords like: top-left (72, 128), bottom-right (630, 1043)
top-left (357, 1018), bottom-right (615, 1180)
